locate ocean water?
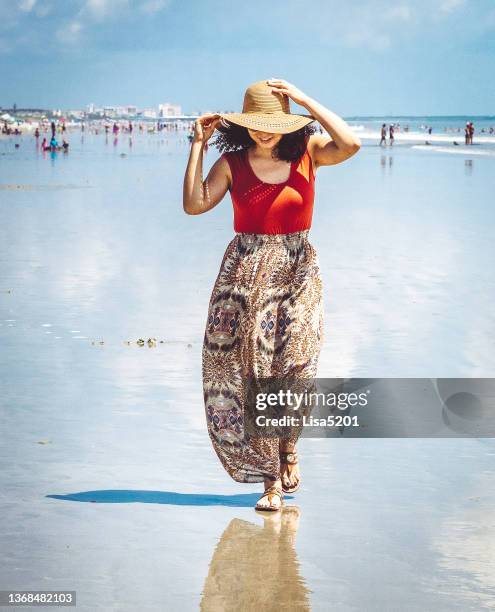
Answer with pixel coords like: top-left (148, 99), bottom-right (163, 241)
top-left (1, 129), bottom-right (494, 611)
top-left (347, 114), bottom-right (495, 134)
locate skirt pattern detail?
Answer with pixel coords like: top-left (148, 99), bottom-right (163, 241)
top-left (202, 231), bottom-right (323, 483)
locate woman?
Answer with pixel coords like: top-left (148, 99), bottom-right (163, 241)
top-left (183, 78), bottom-right (360, 511)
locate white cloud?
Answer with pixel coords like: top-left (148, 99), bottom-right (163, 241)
top-left (18, 0), bottom-right (37, 12)
top-left (85, 0), bottom-right (129, 20)
top-left (81, 0), bottom-right (168, 20)
top-left (386, 5), bottom-right (412, 21)
top-left (439, 0), bottom-right (465, 14)
top-left (56, 20), bottom-right (83, 44)
top-left (308, 2), bottom-right (410, 51)
top-left (35, 3), bottom-right (53, 17)
top-left (140, 0), bottom-right (169, 14)
top-left (30, 0), bottom-right (169, 50)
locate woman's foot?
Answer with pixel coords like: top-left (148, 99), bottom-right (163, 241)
top-left (255, 478), bottom-right (284, 512)
top-left (279, 444), bottom-right (301, 493)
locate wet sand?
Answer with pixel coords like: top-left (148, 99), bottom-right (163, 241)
top-left (1, 131), bottom-right (494, 610)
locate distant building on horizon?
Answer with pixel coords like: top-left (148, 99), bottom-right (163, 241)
top-left (68, 110), bottom-right (85, 119)
top-left (158, 103), bottom-right (182, 117)
top-left (141, 107), bottom-right (157, 119)
top-left (82, 101), bottom-right (184, 119)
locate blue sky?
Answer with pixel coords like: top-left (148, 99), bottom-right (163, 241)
top-left (1, 0), bottom-right (494, 115)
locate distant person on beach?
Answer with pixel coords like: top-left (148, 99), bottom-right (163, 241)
top-left (465, 122), bottom-right (470, 145)
top-left (41, 137), bottom-right (48, 151)
top-left (380, 123), bottom-right (387, 146)
top-left (468, 121), bottom-right (474, 144)
top-left (428, 126), bottom-right (432, 135)
top-left (183, 78), bottom-right (361, 512)
top-left (34, 128), bottom-right (40, 138)
top-left (51, 121), bottom-right (56, 139)
top-left (389, 124), bottom-right (394, 145)
top-left (62, 139), bottom-right (69, 152)
top-left (49, 136), bottom-right (59, 151)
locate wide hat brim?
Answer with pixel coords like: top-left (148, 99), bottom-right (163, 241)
top-left (218, 112), bottom-right (315, 134)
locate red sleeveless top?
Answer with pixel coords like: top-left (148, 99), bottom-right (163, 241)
top-left (222, 145), bottom-right (315, 234)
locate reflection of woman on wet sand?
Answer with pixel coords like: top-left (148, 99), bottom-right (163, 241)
top-left (200, 507), bottom-right (309, 611)
top-left (184, 78), bottom-right (360, 511)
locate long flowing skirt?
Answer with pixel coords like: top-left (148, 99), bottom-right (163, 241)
top-left (202, 230), bottom-right (324, 483)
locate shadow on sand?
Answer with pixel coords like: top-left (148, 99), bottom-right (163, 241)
top-left (46, 490), bottom-right (293, 507)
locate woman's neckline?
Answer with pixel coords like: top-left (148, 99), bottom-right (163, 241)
top-left (244, 147), bottom-right (294, 186)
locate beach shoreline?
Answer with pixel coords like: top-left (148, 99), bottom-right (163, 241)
top-left (355, 130), bottom-right (495, 145)
top-left (2, 123), bottom-right (495, 147)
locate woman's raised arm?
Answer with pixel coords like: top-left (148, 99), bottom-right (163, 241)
top-left (183, 114), bottom-right (231, 215)
top-left (267, 78), bottom-right (361, 168)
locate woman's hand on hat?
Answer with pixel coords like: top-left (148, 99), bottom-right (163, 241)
top-left (194, 113), bottom-right (222, 143)
top-left (266, 79), bottom-right (310, 107)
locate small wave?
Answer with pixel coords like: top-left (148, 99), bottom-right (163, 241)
top-left (412, 145), bottom-right (495, 157)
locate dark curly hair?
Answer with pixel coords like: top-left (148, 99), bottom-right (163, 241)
top-left (210, 119), bottom-right (318, 162)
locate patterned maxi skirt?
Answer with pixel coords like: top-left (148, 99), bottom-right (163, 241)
top-left (202, 230), bottom-right (324, 483)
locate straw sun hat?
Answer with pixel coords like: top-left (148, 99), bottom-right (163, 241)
top-left (219, 79), bottom-right (315, 135)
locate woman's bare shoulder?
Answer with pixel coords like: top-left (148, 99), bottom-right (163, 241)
top-left (218, 149), bottom-right (245, 187)
top-left (208, 151), bottom-right (233, 190)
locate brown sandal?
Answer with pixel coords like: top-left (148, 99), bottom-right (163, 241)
top-left (280, 451), bottom-right (300, 493)
top-left (255, 485), bottom-right (284, 512)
